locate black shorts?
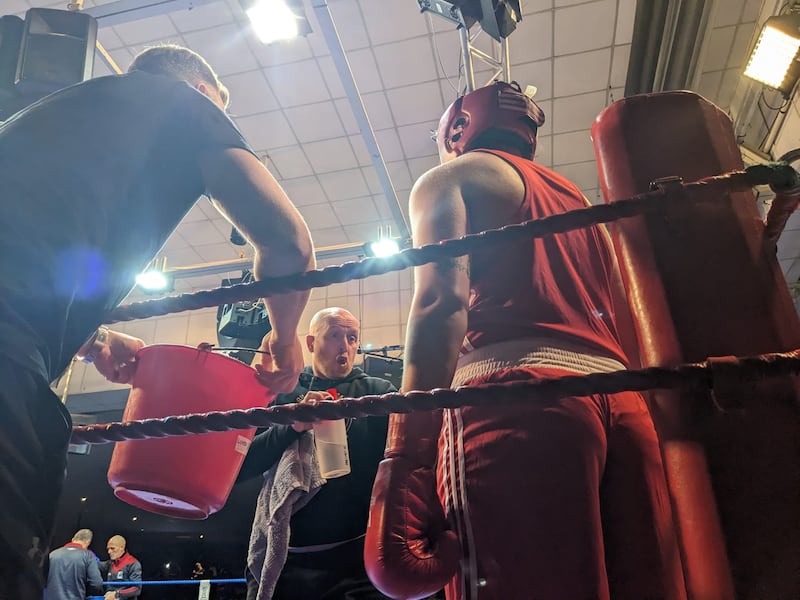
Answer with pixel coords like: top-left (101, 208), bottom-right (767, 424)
top-left (0, 356), bottom-right (71, 600)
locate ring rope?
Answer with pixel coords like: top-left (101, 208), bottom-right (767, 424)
top-left (104, 164), bottom-right (793, 324)
top-left (70, 348), bottom-right (800, 445)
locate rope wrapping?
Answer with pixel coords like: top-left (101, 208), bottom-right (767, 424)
top-left (70, 350), bottom-right (800, 445)
top-left (105, 165), bottom-right (794, 323)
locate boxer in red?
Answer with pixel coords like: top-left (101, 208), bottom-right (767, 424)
top-left (366, 82), bottom-right (685, 600)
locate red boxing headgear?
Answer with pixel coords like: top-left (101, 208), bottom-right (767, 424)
top-left (436, 81), bottom-right (545, 163)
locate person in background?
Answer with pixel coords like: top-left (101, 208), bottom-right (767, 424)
top-left (0, 43), bottom-right (314, 598)
top-left (192, 561), bottom-right (206, 579)
top-left (100, 535), bottom-right (141, 600)
top-left (45, 528), bottom-right (103, 600)
top-left (238, 307), bottom-right (396, 600)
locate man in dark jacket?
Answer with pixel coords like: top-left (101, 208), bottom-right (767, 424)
top-left (45, 529), bottom-right (103, 600)
top-left (99, 536), bottom-right (141, 600)
top-left (239, 307), bottom-right (395, 600)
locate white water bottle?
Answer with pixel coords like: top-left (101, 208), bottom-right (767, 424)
top-left (313, 389), bottom-right (351, 478)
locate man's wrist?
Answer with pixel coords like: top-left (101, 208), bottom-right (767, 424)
top-left (76, 326), bottom-right (109, 363)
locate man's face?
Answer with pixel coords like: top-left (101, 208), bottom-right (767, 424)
top-left (308, 313), bottom-right (359, 380)
top-left (107, 540), bottom-right (125, 561)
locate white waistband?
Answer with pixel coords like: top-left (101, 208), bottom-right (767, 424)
top-left (452, 337), bottom-right (626, 387)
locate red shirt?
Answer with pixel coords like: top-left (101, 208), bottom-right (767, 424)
top-left (463, 149), bottom-right (627, 364)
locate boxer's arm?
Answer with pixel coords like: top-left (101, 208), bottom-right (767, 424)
top-left (199, 148), bottom-right (315, 393)
top-left (402, 166), bottom-right (471, 393)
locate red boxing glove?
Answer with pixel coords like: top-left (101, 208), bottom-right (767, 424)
top-left (365, 412), bottom-right (460, 599)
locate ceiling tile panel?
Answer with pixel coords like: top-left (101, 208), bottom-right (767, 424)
top-left (182, 202), bottom-right (211, 223)
top-left (263, 59), bottom-right (330, 106)
top-left (194, 242), bottom-right (241, 262)
top-left (332, 196), bottom-right (380, 224)
top-left (741, 0), bottom-right (761, 21)
top-left (285, 102), bottom-right (346, 143)
top-left (359, 0), bottom-right (429, 45)
top-left (407, 155), bottom-right (439, 181)
top-left (610, 44), bottom-right (630, 88)
top-left (555, 160), bottom-right (600, 192)
top-left (267, 146), bottom-right (314, 179)
top-left (386, 161), bottom-right (414, 191)
top-left (311, 226), bottom-right (350, 247)
top-left (713, 0), bottom-right (746, 27)
top-left (235, 110), bottom-right (297, 150)
top-left (703, 26), bottom-right (736, 72)
top-left (298, 202), bottom-right (340, 231)
top-left (304, 137), bottom-right (360, 172)
top-left (251, 35), bottom-right (313, 67)
top-left (114, 14), bottom-right (178, 46)
top-left (182, 23), bottom-right (258, 75)
top-left (335, 98), bottom-right (360, 134)
top-left (178, 220), bottom-right (228, 246)
top-left (349, 134), bottom-right (372, 166)
top-left (615, 0), bottom-right (637, 44)
top-left (512, 58), bottom-right (553, 99)
top-left (386, 81), bottom-right (445, 126)
top-left (169, 0), bottom-right (235, 32)
top-left (327, 0), bottom-right (371, 50)
top-left (554, 0), bottom-right (615, 55)
top-left (224, 70), bottom-right (280, 116)
top-left (524, 0), bottom-right (554, 13)
top-left (397, 122), bottom-right (439, 160)
top-left (345, 49), bottom-right (386, 93)
top-left (344, 220), bottom-right (391, 242)
top-left (697, 71), bottom-right (723, 103)
top-left (551, 91), bottom-right (608, 134)
top-left (727, 23), bottom-right (755, 70)
top-left (317, 55), bottom-right (347, 98)
top-left (278, 175), bottom-right (329, 206)
top-left (535, 134), bottom-right (553, 167)
top-left (373, 38), bottom-right (438, 88)
top-left (161, 231), bottom-right (190, 253)
top-left (361, 91), bottom-right (395, 129)
top-left (318, 168), bottom-right (370, 201)
top-left (97, 26), bottom-right (124, 50)
top-left (552, 130), bottom-right (595, 165)
top-left (553, 48), bottom-right (612, 96)
top-left (512, 11), bottom-right (553, 63)
top-left (429, 29), bottom-right (463, 81)
top-left (375, 128), bottom-right (406, 162)
top-left (159, 246), bottom-right (204, 267)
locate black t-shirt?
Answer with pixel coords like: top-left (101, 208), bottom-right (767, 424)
top-left (0, 71), bottom-right (254, 379)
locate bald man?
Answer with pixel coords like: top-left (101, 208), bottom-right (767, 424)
top-left (99, 536), bottom-right (141, 600)
top-left (238, 308), bottom-right (397, 600)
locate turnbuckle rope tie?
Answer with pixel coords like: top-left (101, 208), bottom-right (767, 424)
top-left (104, 163), bottom-right (795, 324)
top-left (70, 348), bottom-right (800, 445)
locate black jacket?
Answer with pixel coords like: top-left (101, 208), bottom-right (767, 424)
top-left (238, 366), bottom-right (395, 546)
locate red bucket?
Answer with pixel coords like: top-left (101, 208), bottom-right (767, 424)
top-left (107, 344), bottom-right (275, 519)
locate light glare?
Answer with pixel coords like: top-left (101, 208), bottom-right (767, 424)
top-left (246, 0), bottom-right (299, 44)
top-left (136, 270), bottom-right (169, 291)
top-left (744, 24), bottom-right (800, 89)
top-left (368, 239), bottom-right (401, 258)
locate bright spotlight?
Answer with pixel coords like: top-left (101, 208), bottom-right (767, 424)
top-left (744, 13), bottom-right (800, 97)
top-left (135, 270), bottom-right (171, 291)
top-left (243, 0), bottom-right (309, 44)
top-left (366, 238), bottom-right (401, 258)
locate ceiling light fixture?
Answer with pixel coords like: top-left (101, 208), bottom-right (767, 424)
top-left (241, 0), bottom-right (311, 44)
top-left (744, 11), bottom-right (800, 98)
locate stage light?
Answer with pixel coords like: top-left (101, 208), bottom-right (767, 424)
top-left (135, 269), bottom-right (171, 292)
top-left (417, 0), bottom-right (522, 42)
top-left (366, 238), bottom-right (401, 258)
top-left (744, 12), bottom-right (800, 98)
top-left (241, 0), bottom-right (312, 44)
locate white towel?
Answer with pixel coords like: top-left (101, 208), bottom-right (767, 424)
top-left (247, 433), bottom-right (326, 600)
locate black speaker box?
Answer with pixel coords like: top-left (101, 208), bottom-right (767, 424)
top-left (0, 15), bottom-right (23, 99)
top-left (16, 8), bottom-right (97, 95)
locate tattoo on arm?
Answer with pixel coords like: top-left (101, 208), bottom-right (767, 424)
top-left (437, 257), bottom-right (470, 277)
